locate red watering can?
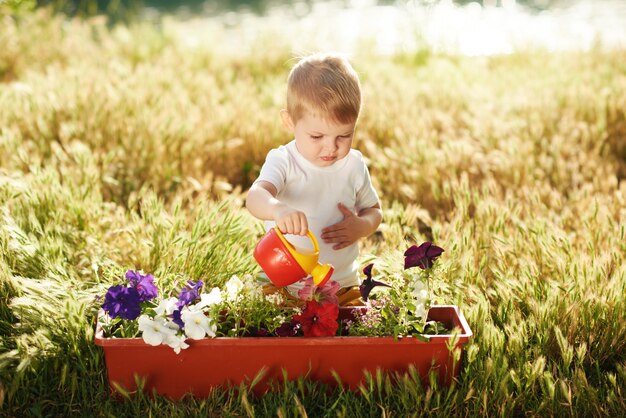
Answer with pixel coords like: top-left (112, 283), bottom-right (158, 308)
top-left (253, 227), bottom-right (334, 287)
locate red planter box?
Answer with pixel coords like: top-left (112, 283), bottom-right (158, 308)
top-left (95, 305), bottom-right (472, 399)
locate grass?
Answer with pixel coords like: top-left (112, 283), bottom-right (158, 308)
top-left (1, 6), bottom-right (625, 417)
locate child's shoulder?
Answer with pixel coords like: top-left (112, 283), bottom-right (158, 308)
top-left (263, 141), bottom-right (296, 167)
top-left (348, 148), bottom-right (365, 159)
top-left (347, 148), bottom-right (368, 166)
top-left (266, 141), bottom-right (293, 158)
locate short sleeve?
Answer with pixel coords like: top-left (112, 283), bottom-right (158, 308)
top-left (355, 160), bottom-right (379, 212)
top-left (254, 148), bottom-right (288, 193)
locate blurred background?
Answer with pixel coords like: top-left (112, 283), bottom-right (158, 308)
top-left (26, 0), bottom-right (626, 55)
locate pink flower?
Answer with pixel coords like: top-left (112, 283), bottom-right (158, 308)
top-left (297, 277), bottom-right (316, 301)
top-left (298, 278), bottom-right (340, 305)
top-left (317, 280), bottom-right (340, 305)
top-left (293, 301), bottom-right (339, 337)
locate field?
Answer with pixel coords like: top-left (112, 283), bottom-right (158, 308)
top-left (1, 7), bottom-right (625, 417)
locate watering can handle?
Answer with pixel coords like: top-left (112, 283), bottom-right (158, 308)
top-left (273, 227), bottom-right (320, 253)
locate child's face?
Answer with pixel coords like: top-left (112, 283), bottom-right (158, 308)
top-left (283, 111), bottom-right (356, 167)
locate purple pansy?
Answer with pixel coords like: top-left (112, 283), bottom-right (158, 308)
top-left (359, 263), bottom-right (391, 302)
top-left (102, 284), bottom-right (142, 320)
top-left (171, 309), bottom-right (184, 329)
top-left (404, 242), bottom-right (444, 270)
top-left (177, 280), bottom-right (204, 308)
top-left (125, 270), bottom-right (158, 302)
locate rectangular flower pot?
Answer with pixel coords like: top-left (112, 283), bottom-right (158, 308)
top-left (95, 305), bottom-right (472, 399)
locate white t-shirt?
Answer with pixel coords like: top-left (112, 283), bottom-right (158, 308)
top-left (254, 140), bottom-right (380, 291)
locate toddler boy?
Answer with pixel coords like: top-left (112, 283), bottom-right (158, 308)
top-left (246, 52), bottom-right (382, 306)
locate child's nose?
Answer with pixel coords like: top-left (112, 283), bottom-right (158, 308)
top-left (324, 137), bottom-right (338, 151)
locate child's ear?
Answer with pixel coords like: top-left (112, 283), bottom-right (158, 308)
top-left (280, 110), bottom-right (295, 132)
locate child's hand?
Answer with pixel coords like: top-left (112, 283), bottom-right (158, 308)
top-left (273, 205), bottom-right (309, 236)
top-left (320, 203), bottom-right (368, 250)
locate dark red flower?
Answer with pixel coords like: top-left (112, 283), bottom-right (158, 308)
top-left (276, 320), bottom-right (300, 337)
top-left (404, 242), bottom-right (444, 270)
top-left (252, 328), bottom-right (270, 337)
top-left (293, 301), bottom-right (339, 337)
top-left (359, 263), bottom-right (390, 302)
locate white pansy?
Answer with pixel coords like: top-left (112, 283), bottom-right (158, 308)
top-left (138, 315), bottom-right (177, 346)
top-left (154, 297), bottom-right (179, 316)
top-left (196, 287), bottom-right (222, 309)
top-left (411, 280), bottom-right (429, 303)
top-left (413, 303), bottom-right (426, 320)
top-left (165, 319), bottom-right (182, 331)
top-left (181, 308), bottom-right (217, 339)
top-left (164, 333), bottom-right (189, 354)
top-left (225, 275), bottom-right (244, 300)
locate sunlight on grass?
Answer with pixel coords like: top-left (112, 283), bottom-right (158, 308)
top-left (0, 6), bottom-right (625, 417)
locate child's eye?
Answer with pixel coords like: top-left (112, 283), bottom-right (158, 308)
top-left (310, 135), bottom-right (323, 140)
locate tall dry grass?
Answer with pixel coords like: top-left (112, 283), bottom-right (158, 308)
top-left (0, 7), bottom-right (624, 417)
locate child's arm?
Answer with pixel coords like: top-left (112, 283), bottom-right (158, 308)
top-left (245, 181), bottom-right (309, 236)
top-left (320, 202), bottom-right (383, 250)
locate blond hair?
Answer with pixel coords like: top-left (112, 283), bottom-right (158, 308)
top-left (286, 53), bottom-right (361, 124)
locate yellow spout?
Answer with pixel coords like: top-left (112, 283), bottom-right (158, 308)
top-left (311, 263), bottom-right (334, 286)
top-left (272, 228), bottom-right (334, 285)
